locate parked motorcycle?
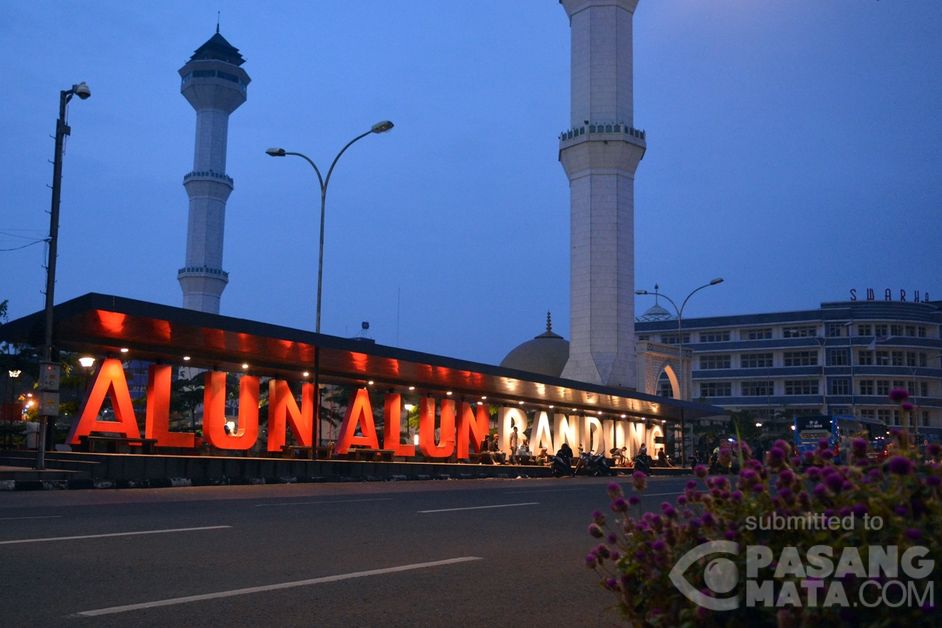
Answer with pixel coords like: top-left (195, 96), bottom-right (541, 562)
top-left (632, 453), bottom-right (652, 475)
top-left (575, 450), bottom-right (616, 476)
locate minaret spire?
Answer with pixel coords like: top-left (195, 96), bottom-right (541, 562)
top-left (559, 0), bottom-right (646, 388)
top-left (176, 30), bottom-right (250, 313)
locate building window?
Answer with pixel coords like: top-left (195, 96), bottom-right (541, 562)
top-left (891, 324), bottom-right (903, 337)
top-left (784, 380), bottom-right (818, 395)
top-left (699, 354), bottom-right (731, 369)
top-left (859, 409), bottom-right (876, 421)
top-left (918, 326), bottom-right (927, 338)
top-left (875, 351), bottom-right (890, 366)
top-left (858, 351), bottom-right (873, 366)
top-left (857, 324), bottom-right (872, 336)
top-left (783, 326), bottom-right (817, 338)
top-left (783, 351), bottom-right (818, 366)
top-left (891, 351), bottom-right (905, 367)
top-left (662, 333), bottom-right (691, 345)
top-left (875, 324), bottom-right (888, 337)
top-left (922, 411), bottom-right (930, 427)
top-left (699, 330), bottom-right (731, 343)
top-left (828, 378), bottom-right (850, 396)
top-left (744, 328), bottom-right (772, 340)
top-left (637, 335), bottom-right (650, 341)
top-left (741, 353), bottom-right (773, 368)
top-left (921, 382), bottom-right (928, 397)
top-left (905, 325), bottom-right (916, 337)
top-left (906, 352), bottom-right (917, 367)
top-left (741, 380), bottom-right (774, 396)
top-left (876, 380), bottom-right (890, 396)
top-left (826, 349), bottom-right (849, 366)
top-left (826, 323), bottom-right (848, 337)
top-left (700, 382), bottom-right (731, 398)
top-left (877, 409), bottom-right (892, 425)
top-left (919, 353), bottom-right (928, 367)
top-left (859, 380), bottom-right (874, 395)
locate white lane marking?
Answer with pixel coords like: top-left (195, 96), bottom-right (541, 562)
top-left (0, 515), bottom-right (63, 521)
top-left (503, 488), bottom-right (589, 495)
top-left (632, 491), bottom-right (683, 498)
top-left (255, 498), bottom-right (393, 508)
top-left (418, 502), bottom-right (538, 514)
top-left (0, 525), bottom-right (231, 546)
top-left (74, 556), bottom-right (483, 617)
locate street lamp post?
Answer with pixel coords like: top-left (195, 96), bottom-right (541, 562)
top-left (37, 82), bottom-right (91, 470)
top-left (636, 277), bottom-right (724, 465)
top-left (266, 120), bottom-right (393, 453)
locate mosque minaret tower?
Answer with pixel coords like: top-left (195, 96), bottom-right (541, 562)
top-left (559, 0), bottom-right (645, 388)
top-left (177, 28), bottom-right (250, 314)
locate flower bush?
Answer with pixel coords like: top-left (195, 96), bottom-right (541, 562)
top-left (587, 427), bottom-right (942, 626)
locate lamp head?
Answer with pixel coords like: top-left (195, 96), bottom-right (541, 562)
top-left (635, 290), bottom-right (649, 295)
top-left (710, 277), bottom-right (724, 286)
top-left (78, 356), bottom-right (96, 369)
top-left (73, 82), bottom-right (91, 100)
top-left (371, 120), bottom-right (394, 133)
top-left (265, 147), bottom-right (287, 157)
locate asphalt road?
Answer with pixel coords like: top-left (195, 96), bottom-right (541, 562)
top-left (0, 475), bottom-right (691, 627)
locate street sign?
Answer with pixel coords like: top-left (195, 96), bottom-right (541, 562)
top-left (39, 361), bottom-right (60, 391)
top-left (40, 391), bottom-right (60, 416)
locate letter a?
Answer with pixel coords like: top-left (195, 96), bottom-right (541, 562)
top-left (68, 358), bottom-right (141, 445)
top-left (336, 388), bottom-right (380, 454)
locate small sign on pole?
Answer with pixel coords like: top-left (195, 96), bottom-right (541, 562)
top-left (40, 391), bottom-right (60, 417)
top-left (39, 361), bottom-right (60, 392)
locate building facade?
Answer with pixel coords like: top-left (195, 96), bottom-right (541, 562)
top-left (635, 299), bottom-right (942, 432)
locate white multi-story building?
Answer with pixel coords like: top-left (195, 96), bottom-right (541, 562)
top-left (635, 298), bottom-right (942, 432)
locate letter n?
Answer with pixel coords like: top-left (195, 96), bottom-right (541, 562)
top-left (336, 388), bottom-right (379, 454)
top-left (203, 372), bottom-right (259, 450)
top-left (266, 380), bottom-right (313, 452)
top-left (419, 398), bottom-right (455, 458)
top-left (68, 358), bottom-right (141, 445)
top-left (145, 364), bottom-right (194, 448)
top-left (456, 401), bottom-right (489, 459)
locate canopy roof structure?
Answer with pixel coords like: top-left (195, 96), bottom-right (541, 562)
top-left (0, 293), bottom-right (723, 422)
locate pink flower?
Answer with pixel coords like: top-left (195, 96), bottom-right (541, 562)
top-left (632, 471), bottom-right (648, 491)
top-left (889, 387), bottom-right (910, 402)
top-left (886, 455), bottom-right (914, 475)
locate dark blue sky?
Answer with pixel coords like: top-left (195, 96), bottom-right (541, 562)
top-left (2, 0), bottom-right (940, 364)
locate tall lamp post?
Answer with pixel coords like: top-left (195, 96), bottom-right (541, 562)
top-left (266, 120), bottom-right (393, 453)
top-left (636, 277), bottom-right (724, 465)
top-left (37, 82), bottom-right (91, 470)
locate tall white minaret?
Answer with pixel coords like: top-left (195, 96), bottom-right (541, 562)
top-left (177, 28), bottom-right (250, 313)
top-left (559, 0), bottom-right (645, 388)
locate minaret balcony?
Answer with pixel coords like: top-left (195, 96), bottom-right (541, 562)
top-left (559, 122), bottom-right (646, 151)
top-left (183, 170), bottom-right (234, 188)
top-left (177, 265), bottom-right (229, 280)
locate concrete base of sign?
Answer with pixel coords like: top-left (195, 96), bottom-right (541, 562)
top-left (0, 450), bottom-right (691, 489)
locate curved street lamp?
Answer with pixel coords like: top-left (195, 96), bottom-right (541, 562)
top-left (37, 82), bottom-right (91, 470)
top-left (636, 277), bottom-right (724, 465)
top-left (266, 120), bottom-right (393, 455)
top-left (266, 119), bottom-right (393, 334)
